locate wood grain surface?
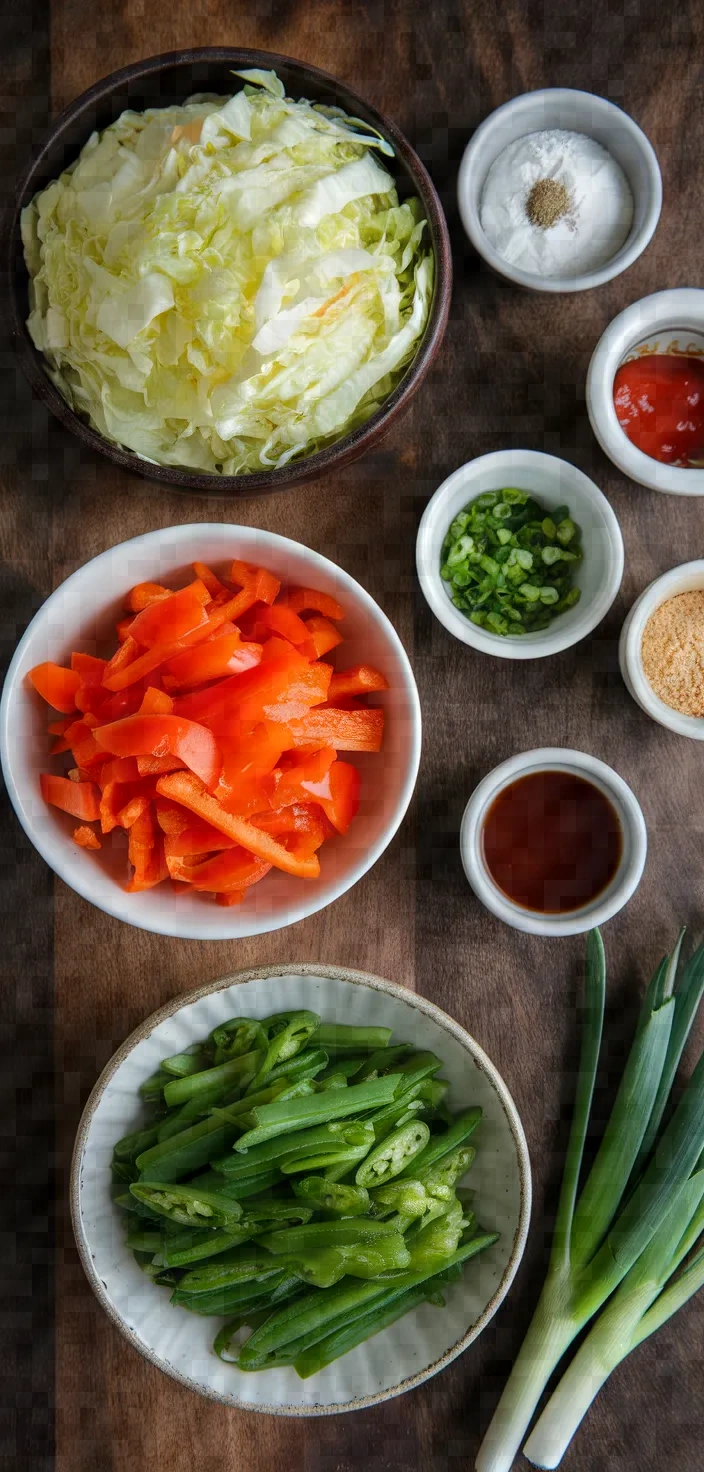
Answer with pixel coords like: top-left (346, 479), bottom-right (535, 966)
top-left (2, 2), bottom-right (703, 1470)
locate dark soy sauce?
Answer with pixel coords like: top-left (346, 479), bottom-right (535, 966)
top-left (482, 770), bottom-right (622, 915)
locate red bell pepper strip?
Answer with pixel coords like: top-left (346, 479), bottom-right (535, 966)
top-left (136, 755), bottom-right (187, 777)
top-left (231, 562), bottom-right (280, 608)
top-left (137, 687), bottom-right (174, 716)
top-left (73, 825), bottom-right (101, 850)
top-left (127, 809), bottom-right (167, 891)
top-left (163, 822), bottom-right (238, 858)
top-left (174, 641), bottom-right (331, 728)
top-left (299, 615), bottom-right (344, 660)
top-left (97, 757), bottom-right (140, 788)
top-left (155, 772), bottom-right (320, 879)
top-left (168, 847), bottom-right (272, 893)
top-left (251, 803), bottom-right (330, 839)
top-left (65, 717), bottom-right (106, 771)
top-left (115, 793), bottom-right (153, 830)
top-left (265, 747), bottom-right (337, 807)
top-left (245, 604), bottom-right (311, 646)
top-left (71, 652), bottom-right (108, 681)
top-left (192, 562), bottom-right (228, 600)
top-left (48, 717), bottom-right (73, 736)
top-left (154, 798), bottom-right (191, 836)
top-left (212, 720), bottom-right (291, 815)
top-left (124, 582), bottom-right (171, 612)
top-left (285, 588), bottom-right (345, 621)
top-left (286, 707), bottom-right (384, 753)
top-left (328, 665), bottom-right (389, 699)
top-left (162, 634), bottom-right (262, 692)
top-left (40, 773), bottom-right (101, 821)
top-left (94, 715), bottom-right (221, 788)
top-left (29, 662), bottom-right (81, 713)
top-left (115, 616), bottom-right (136, 643)
top-left (128, 579), bottom-right (210, 649)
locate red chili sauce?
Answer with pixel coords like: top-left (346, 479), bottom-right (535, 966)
top-left (613, 353), bottom-right (704, 466)
top-left (482, 770), bottom-right (622, 915)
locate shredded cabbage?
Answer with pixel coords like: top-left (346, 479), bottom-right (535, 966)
top-left (22, 70), bottom-right (433, 476)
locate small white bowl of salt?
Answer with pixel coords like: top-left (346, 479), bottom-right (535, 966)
top-left (458, 88), bottom-right (661, 293)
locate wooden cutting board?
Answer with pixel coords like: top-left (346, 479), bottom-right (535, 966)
top-left (2, 2), bottom-right (702, 1470)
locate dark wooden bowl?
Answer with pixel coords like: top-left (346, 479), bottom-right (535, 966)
top-left (9, 47), bottom-right (451, 497)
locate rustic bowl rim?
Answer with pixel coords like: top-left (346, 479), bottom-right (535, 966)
top-left (70, 961), bottom-right (532, 1416)
top-left (9, 46), bottom-right (452, 496)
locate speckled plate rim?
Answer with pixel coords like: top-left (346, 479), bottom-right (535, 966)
top-left (70, 962), bottom-right (532, 1417)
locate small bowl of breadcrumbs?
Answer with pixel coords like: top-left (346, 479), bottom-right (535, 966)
top-left (619, 560), bottom-right (704, 739)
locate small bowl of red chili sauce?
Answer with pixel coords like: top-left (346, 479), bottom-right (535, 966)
top-left (460, 747), bottom-right (647, 936)
top-left (587, 288), bottom-right (704, 496)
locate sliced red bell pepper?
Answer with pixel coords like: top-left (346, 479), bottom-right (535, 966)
top-left (192, 562), bottom-right (228, 600)
top-left (71, 652), bottom-right (108, 680)
top-left (244, 604), bottom-right (311, 646)
top-left (163, 822), bottom-right (238, 858)
top-left (154, 798), bottom-right (191, 836)
top-left (251, 803), bottom-right (329, 838)
top-left (138, 687), bottom-right (174, 716)
top-left (97, 756), bottom-right (140, 788)
top-left (299, 615), bottom-right (344, 660)
top-left (127, 809), bottom-right (167, 891)
top-left (168, 846), bottom-right (272, 893)
top-left (328, 664), bottom-right (389, 701)
top-left (65, 717), bottom-right (106, 771)
top-left (115, 792), bottom-right (153, 830)
top-left (286, 707), bottom-right (384, 752)
top-left (73, 824), bottom-right (101, 850)
top-left (124, 581), bottom-right (171, 612)
top-left (265, 747), bottom-right (337, 808)
top-left (128, 579), bottom-right (210, 649)
top-left (162, 634), bottom-right (262, 693)
top-left (40, 772), bottom-right (101, 821)
top-left (174, 641), bottom-right (331, 728)
top-left (213, 720), bottom-right (291, 815)
top-left (231, 561), bottom-right (280, 608)
top-left (29, 662), bottom-right (81, 713)
top-left (116, 616), bottom-right (136, 643)
top-left (94, 714), bottom-right (221, 788)
top-left (155, 772), bottom-right (320, 879)
top-left (285, 588), bottom-right (345, 621)
top-left (136, 754), bottom-right (187, 777)
top-left (48, 717), bottom-right (73, 736)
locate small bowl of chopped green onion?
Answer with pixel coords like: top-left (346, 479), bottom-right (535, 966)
top-left (416, 451), bottom-right (624, 659)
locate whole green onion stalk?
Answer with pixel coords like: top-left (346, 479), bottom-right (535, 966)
top-left (476, 928), bottom-right (704, 1472)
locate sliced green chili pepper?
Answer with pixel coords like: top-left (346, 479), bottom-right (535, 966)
top-left (397, 1107), bottom-right (482, 1179)
top-left (294, 1281), bottom-right (435, 1378)
top-left (158, 1225), bottom-right (254, 1267)
top-left (257, 1219), bottom-right (400, 1254)
top-left (355, 1044), bottom-right (416, 1080)
top-left (135, 1115), bottom-right (238, 1183)
top-left (355, 1120), bottom-right (430, 1188)
top-left (262, 1047), bottom-right (329, 1085)
top-left (113, 1126), bottom-right (159, 1162)
top-left (189, 1166), bottom-right (282, 1200)
top-left (139, 1069), bottom-right (169, 1100)
top-left (292, 1178), bottom-right (371, 1217)
top-left (209, 1017), bottom-right (267, 1065)
top-left (318, 1055), bottom-right (369, 1081)
top-left (130, 1182), bottom-right (244, 1231)
top-left (111, 1160), bottom-right (139, 1185)
top-left (406, 1198), bottom-right (466, 1269)
top-left (233, 1075), bottom-right (401, 1151)
top-left (420, 1145), bottom-right (475, 1201)
top-left (248, 1010), bottom-right (320, 1090)
top-left (310, 1024), bottom-right (392, 1054)
top-left (160, 1048), bottom-right (207, 1079)
top-left (162, 1049), bottom-right (263, 1109)
top-left (370, 1178), bottom-right (428, 1219)
top-left (214, 1120), bottom-right (374, 1178)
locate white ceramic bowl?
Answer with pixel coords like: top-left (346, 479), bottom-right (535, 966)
top-left (71, 963), bottom-right (531, 1415)
top-left (587, 289), bottom-right (704, 495)
top-left (0, 524), bottom-right (421, 940)
top-left (416, 450), bottom-right (624, 660)
top-left (460, 747), bottom-right (647, 936)
top-left (457, 88), bottom-right (661, 293)
top-left (619, 560), bottom-right (704, 738)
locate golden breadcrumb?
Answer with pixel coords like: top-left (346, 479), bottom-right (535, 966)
top-left (641, 591), bottom-right (704, 717)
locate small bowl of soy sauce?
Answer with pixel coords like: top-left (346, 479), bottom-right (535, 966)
top-left (460, 747), bottom-right (647, 936)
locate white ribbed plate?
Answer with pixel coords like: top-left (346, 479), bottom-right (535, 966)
top-left (72, 965), bottom-right (531, 1414)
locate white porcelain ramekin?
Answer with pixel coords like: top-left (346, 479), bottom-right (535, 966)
top-left (457, 88), bottom-right (661, 294)
top-left (416, 450), bottom-right (623, 660)
top-left (619, 561), bottom-right (704, 739)
top-left (460, 748), bottom-right (647, 936)
top-left (587, 289), bottom-right (704, 495)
